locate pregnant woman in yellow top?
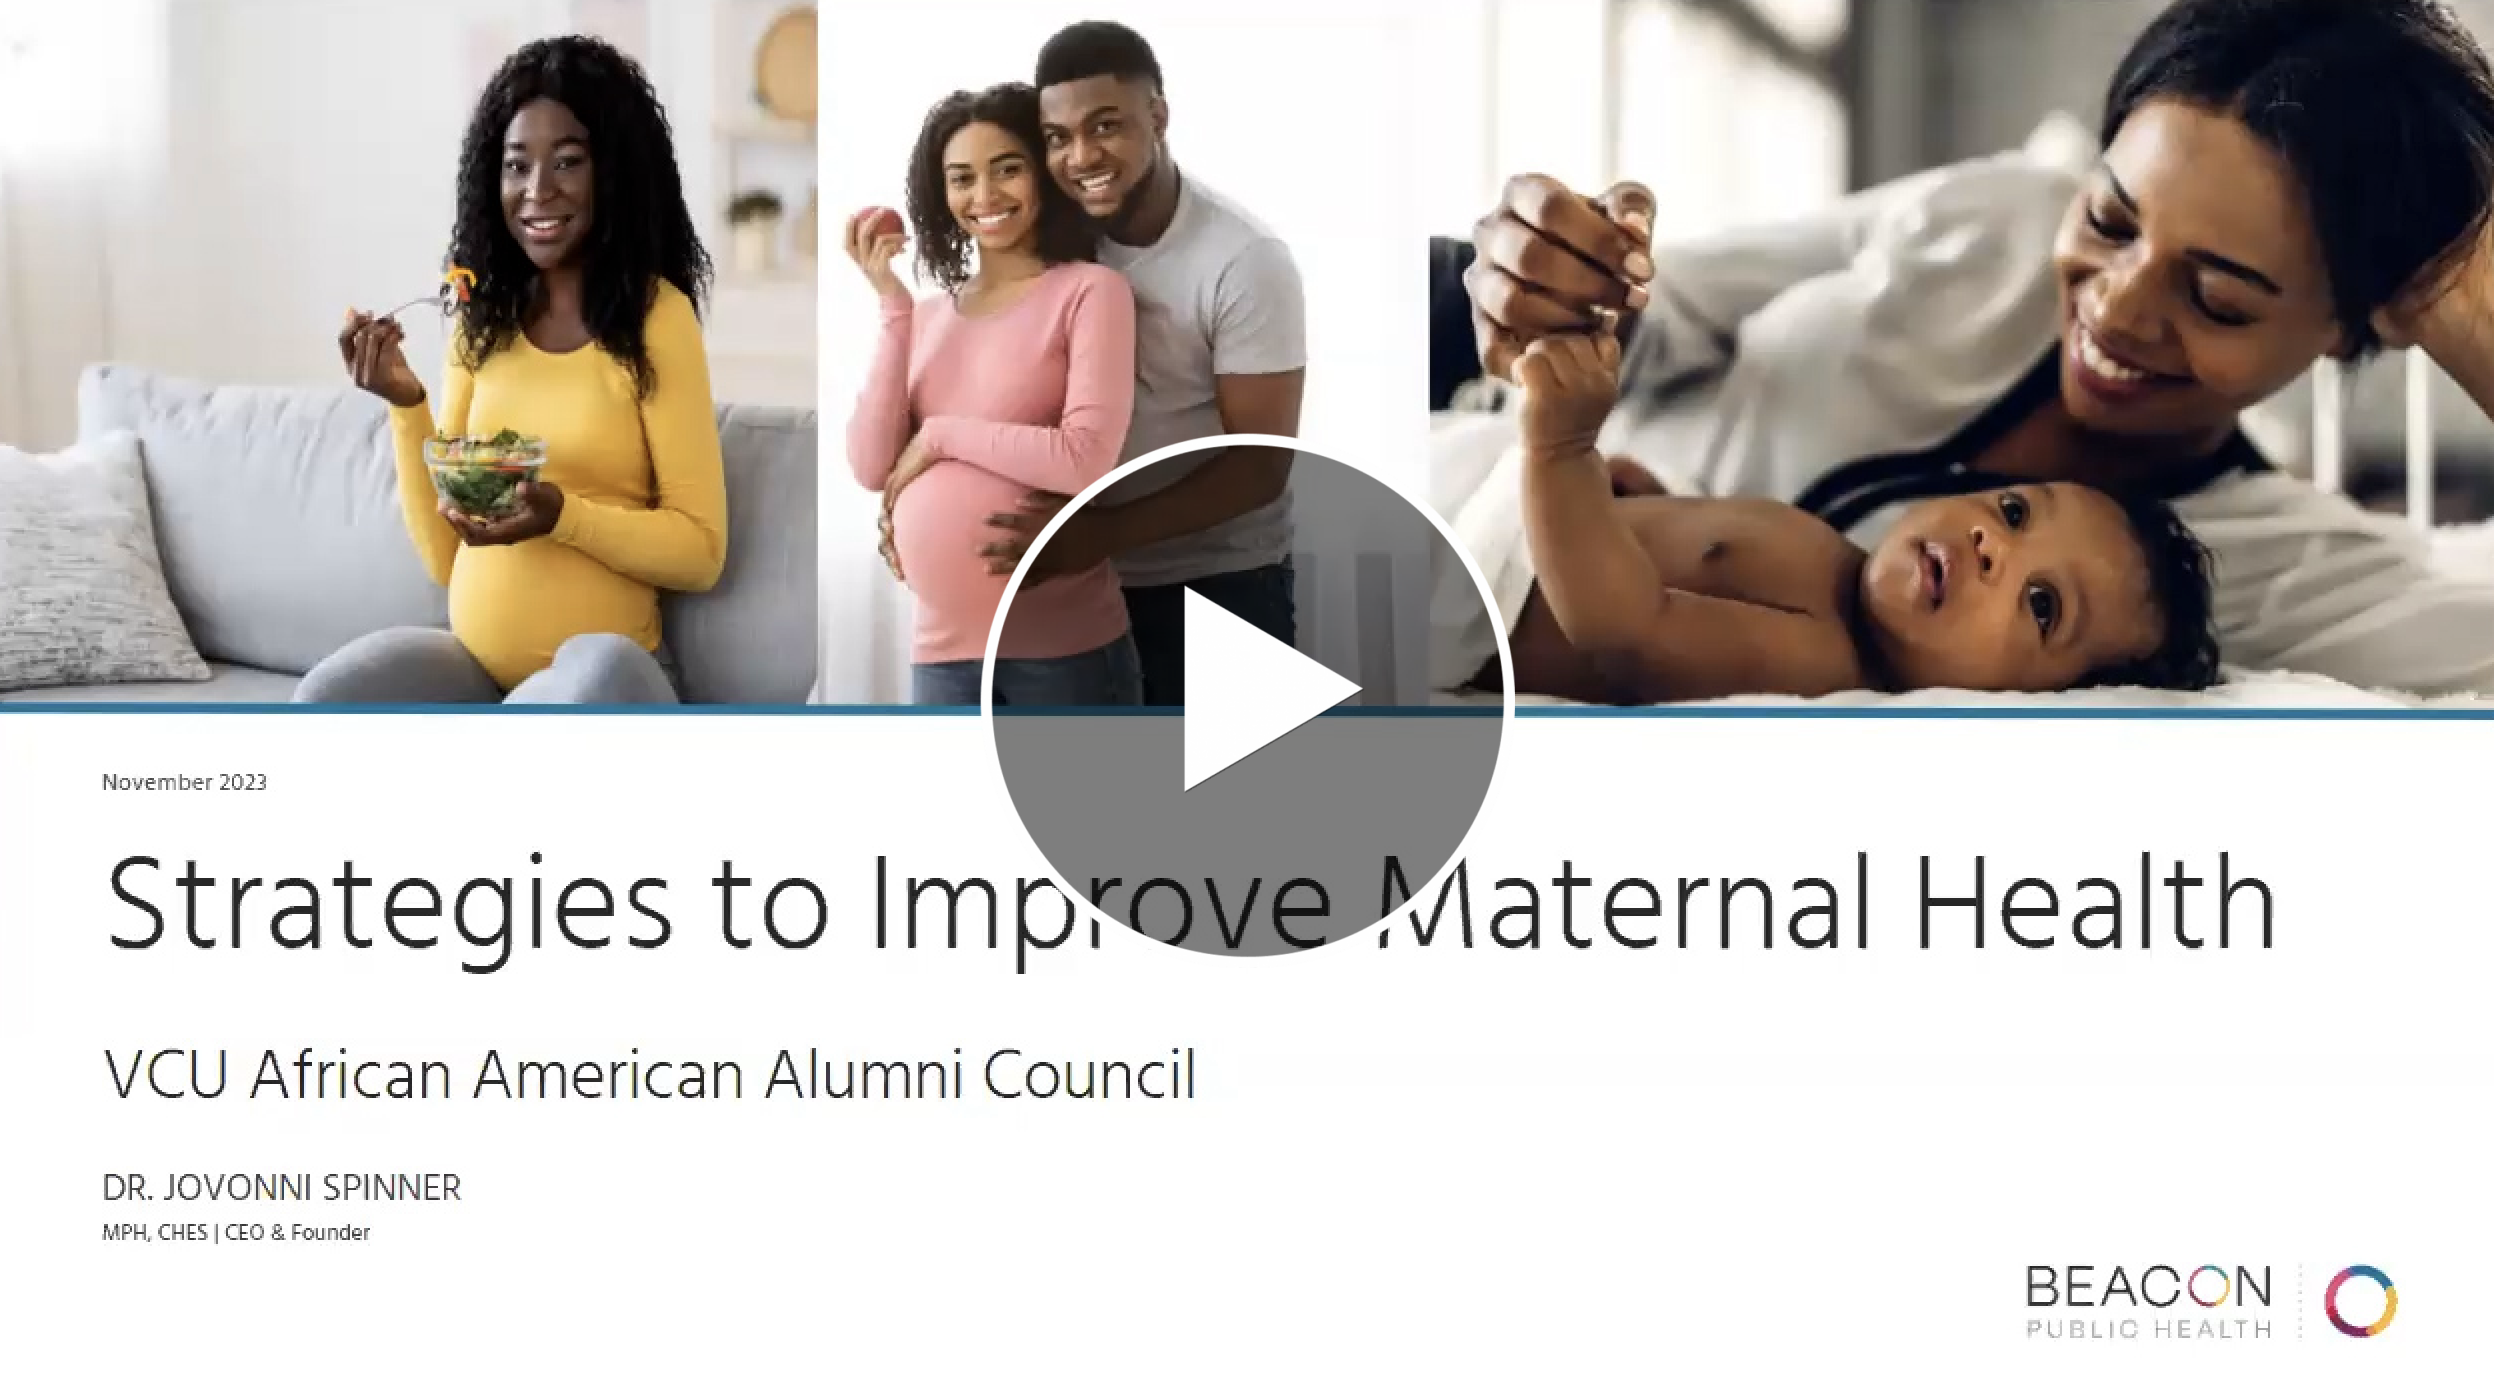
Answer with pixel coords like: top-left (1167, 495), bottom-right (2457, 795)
top-left (301, 36), bottom-right (728, 704)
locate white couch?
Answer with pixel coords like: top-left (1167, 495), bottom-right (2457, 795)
top-left (0, 365), bottom-right (818, 705)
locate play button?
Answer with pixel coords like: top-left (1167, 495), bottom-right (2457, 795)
top-left (983, 437), bottom-right (1511, 957)
top-left (1183, 588), bottom-right (1360, 791)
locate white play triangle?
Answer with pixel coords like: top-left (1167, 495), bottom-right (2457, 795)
top-left (1181, 587), bottom-right (1360, 792)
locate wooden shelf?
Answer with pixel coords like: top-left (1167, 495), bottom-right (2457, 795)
top-left (696, 0), bottom-right (815, 411)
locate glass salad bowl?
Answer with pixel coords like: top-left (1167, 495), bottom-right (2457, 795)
top-left (424, 430), bottom-right (546, 519)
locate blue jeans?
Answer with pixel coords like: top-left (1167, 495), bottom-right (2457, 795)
top-left (912, 633), bottom-right (1144, 708)
top-left (1123, 563), bottom-right (1297, 707)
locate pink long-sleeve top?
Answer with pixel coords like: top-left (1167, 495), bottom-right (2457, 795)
top-left (846, 260), bottom-right (1138, 665)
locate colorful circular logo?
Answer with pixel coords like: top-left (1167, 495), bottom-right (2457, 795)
top-left (2188, 1266), bottom-right (2231, 1307)
top-left (2324, 1266), bottom-right (2397, 1338)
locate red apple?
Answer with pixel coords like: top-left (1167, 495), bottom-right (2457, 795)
top-left (859, 206), bottom-right (904, 241)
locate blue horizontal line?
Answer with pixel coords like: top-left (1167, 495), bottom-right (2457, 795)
top-left (0, 702), bottom-right (2485, 721)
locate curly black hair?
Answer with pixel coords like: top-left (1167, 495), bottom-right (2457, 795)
top-left (448, 35), bottom-right (711, 399)
top-left (904, 83), bottom-right (1097, 293)
top-left (2080, 490), bottom-right (2225, 692)
top-left (2105, 0), bottom-right (2494, 364)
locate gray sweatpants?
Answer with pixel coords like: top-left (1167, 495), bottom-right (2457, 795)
top-left (292, 628), bottom-right (680, 705)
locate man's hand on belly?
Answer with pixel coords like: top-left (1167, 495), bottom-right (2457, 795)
top-left (981, 490), bottom-right (1110, 583)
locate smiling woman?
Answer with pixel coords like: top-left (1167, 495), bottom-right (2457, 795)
top-left (841, 81), bottom-right (1143, 708)
top-left (307, 34), bottom-right (729, 706)
top-left (2052, 8), bottom-right (2492, 447)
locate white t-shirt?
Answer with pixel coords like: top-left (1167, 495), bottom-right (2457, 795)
top-left (1092, 175), bottom-right (1307, 588)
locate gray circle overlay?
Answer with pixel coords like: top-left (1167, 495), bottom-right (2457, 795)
top-left (987, 442), bottom-right (1509, 957)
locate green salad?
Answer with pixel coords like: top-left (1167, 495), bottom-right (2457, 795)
top-left (425, 429), bottom-right (545, 519)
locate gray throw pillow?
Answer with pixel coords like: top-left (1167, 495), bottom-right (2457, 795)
top-left (0, 431), bottom-right (211, 691)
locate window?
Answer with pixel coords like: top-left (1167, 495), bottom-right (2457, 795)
top-left (0, 8), bottom-right (159, 167)
top-left (0, 12), bottom-right (35, 88)
top-left (1436, 0), bottom-right (1851, 239)
top-left (1614, 0), bottom-right (1849, 244)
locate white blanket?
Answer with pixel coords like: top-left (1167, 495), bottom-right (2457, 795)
top-left (1452, 669), bottom-right (2483, 710)
top-left (2434, 519), bottom-right (2494, 580)
top-left (1428, 411), bottom-right (2494, 710)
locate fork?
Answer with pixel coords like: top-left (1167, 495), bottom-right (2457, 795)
top-left (374, 295), bottom-right (437, 322)
top-left (375, 268), bottom-right (475, 323)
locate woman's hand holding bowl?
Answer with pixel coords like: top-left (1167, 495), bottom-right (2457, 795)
top-left (441, 480), bottom-right (564, 548)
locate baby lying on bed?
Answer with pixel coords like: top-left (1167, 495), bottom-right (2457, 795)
top-left (1471, 333), bottom-right (2223, 704)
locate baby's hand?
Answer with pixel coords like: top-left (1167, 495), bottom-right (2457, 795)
top-left (1516, 333), bottom-right (1621, 458)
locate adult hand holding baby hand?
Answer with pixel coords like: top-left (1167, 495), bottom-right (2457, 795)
top-left (1467, 176), bottom-right (1656, 383)
top-left (1516, 333), bottom-right (1624, 460)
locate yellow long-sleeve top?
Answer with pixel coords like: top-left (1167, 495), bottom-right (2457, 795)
top-left (386, 280), bottom-right (729, 689)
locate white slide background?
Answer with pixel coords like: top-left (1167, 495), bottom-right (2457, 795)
top-left (1, 713), bottom-right (2488, 1396)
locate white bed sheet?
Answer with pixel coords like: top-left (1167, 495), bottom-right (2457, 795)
top-left (1436, 527), bottom-right (2494, 711)
top-left (1444, 667), bottom-right (2490, 710)
top-left (1457, 518), bottom-right (2494, 709)
top-left (1431, 411), bottom-right (2494, 711)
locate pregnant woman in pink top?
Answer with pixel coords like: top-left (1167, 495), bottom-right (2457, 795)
top-left (845, 82), bottom-right (1141, 707)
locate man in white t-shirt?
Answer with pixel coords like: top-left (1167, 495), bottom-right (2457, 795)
top-left (985, 20), bottom-right (1306, 706)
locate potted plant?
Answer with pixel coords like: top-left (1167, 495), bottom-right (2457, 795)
top-left (727, 190), bottom-right (785, 275)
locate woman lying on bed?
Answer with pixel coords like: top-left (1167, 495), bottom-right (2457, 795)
top-left (1434, 0), bottom-right (2494, 699)
top-left (1461, 331), bottom-right (2221, 704)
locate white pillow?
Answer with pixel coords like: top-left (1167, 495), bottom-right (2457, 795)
top-left (0, 431), bottom-right (211, 691)
top-left (2021, 110), bottom-right (2100, 179)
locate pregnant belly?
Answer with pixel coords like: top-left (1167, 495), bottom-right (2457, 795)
top-left (890, 463), bottom-right (1025, 625)
top-left (449, 539), bottom-right (659, 689)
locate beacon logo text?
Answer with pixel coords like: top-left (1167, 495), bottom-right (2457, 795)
top-left (2024, 1263), bottom-right (2399, 1344)
top-left (2026, 1264), bottom-right (2275, 1343)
